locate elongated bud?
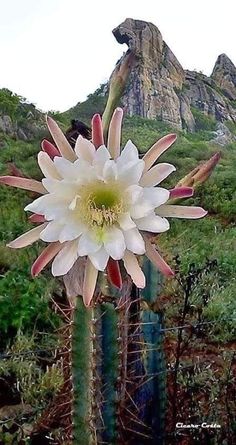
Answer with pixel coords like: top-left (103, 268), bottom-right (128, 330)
top-left (102, 51), bottom-right (135, 141)
top-left (177, 152), bottom-right (221, 188)
top-left (92, 114), bottom-right (104, 148)
top-left (7, 163), bottom-right (26, 178)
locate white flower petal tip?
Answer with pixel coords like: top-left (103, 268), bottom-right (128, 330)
top-left (123, 251), bottom-right (146, 288)
top-left (83, 259), bottom-right (98, 307)
top-left (52, 240), bottom-right (78, 276)
top-left (144, 235), bottom-right (175, 277)
top-left (75, 135), bottom-right (96, 162)
top-left (157, 205), bottom-right (208, 219)
top-left (38, 151), bottom-right (61, 180)
top-left (0, 176), bottom-right (47, 194)
top-left (143, 134), bottom-right (177, 172)
top-left (107, 108), bottom-right (123, 159)
top-left (46, 116), bottom-right (77, 162)
top-left (136, 215), bottom-right (169, 233)
top-left (7, 223), bottom-right (48, 249)
top-left (31, 242), bottom-right (63, 277)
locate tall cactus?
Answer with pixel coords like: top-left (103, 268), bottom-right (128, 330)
top-left (69, 264), bottom-right (166, 445)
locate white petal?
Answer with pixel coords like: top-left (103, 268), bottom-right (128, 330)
top-left (78, 233), bottom-right (101, 256)
top-left (104, 228), bottom-right (126, 260)
top-left (38, 152), bottom-right (61, 180)
top-left (59, 222), bottom-right (85, 242)
top-left (123, 250), bottom-right (146, 288)
top-left (135, 214), bottom-right (170, 232)
top-left (143, 187), bottom-right (170, 208)
top-left (40, 221), bottom-right (64, 242)
top-left (118, 213), bottom-right (136, 231)
top-left (117, 159), bottom-right (145, 185)
top-left (93, 145), bottom-right (111, 163)
top-left (130, 200), bottom-right (154, 219)
top-left (75, 135), bottom-right (96, 163)
top-left (52, 240), bottom-right (78, 276)
top-left (25, 195), bottom-right (71, 221)
top-left (89, 247), bottom-right (109, 271)
top-left (126, 185), bottom-right (143, 204)
top-left (7, 223), bottom-right (48, 249)
top-left (123, 228), bottom-right (145, 254)
top-left (103, 160), bottom-right (118, 182)
top-left (157, 205), bottom-right (207, 219)
top-left (53, 156), bottom-right (79, 181)
top-left (140, 163), bottom-right (176, 187)
top-left (42, 179), bottom-right (78, 197)
top-left (117, 140), bottom-right (139, 166)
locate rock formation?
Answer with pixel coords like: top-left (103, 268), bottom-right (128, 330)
top-left (211, 54), bottom-right (236, 101)
top-left (112, 18), bottom-right (236, 132)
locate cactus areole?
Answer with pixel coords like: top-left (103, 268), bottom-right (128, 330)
top-left (0, 107), bottom-right (207, 306)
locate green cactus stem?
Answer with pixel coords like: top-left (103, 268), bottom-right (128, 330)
top-left (72, 297), bottom-right (95, 444)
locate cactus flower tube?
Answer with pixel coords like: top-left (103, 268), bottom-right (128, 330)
top-left (0, 109), bottom-right (207, 306)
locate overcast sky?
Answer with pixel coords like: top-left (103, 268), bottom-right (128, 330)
top-left (0, 0), bottom-right (235, 112)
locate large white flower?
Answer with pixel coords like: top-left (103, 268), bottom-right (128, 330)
top-left (0, 108), bottom-right (207, 305)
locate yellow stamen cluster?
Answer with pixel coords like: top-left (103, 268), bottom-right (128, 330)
top-left (77, 181), bottom-right (126, 228)
top-left (88, 199), bottom-right (123, 226)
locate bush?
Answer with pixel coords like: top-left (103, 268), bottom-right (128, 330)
top-left (0, 266), bottom-right (59, 347)
top-left (191, 107), bottom-right (217, 131)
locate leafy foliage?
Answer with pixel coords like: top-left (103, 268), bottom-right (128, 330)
top-left (191, 107), bottom-right (217, 131)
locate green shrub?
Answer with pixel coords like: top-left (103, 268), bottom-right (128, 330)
top-left (191, 107), bottom-right (217, 131)
top-left (0, 266), bottom-right (59, 347)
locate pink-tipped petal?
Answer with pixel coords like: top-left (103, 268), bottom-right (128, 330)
top-left (144, 235), bottom-right (174, 277)
top-left (107, 108), bottom-right (123, 159)
top-left (169, 187), bottom-right (194, 199)
top-left (83, 258), bottom-right (98, 307)
top-left (29, 214), bottom-right (46, 223)
top-left (140, 163), bottom-right (176, 187)
top-left (123, 250), bottom-right (146, 288)
top-left (143, 134), bottom-right (177, 172)
top-left (46, 116), bottom-right (77, 162)
top-left (0, 176), bottom-right (47, 194)
top-left (31, 242), bottom-right (63, 277)
top-left (157, 205), bottom-right (207, 219)
top-left (7, 223), bottom-right (48, 249)
top-left (107, 258), bottom-right (122, 289)
top-left (41, 139), bottom-right (60, 159)
top-left (92, 114), bottom-right (104, 148)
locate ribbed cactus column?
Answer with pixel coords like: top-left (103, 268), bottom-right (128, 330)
top-left (101, 302), bottom-right (119, 444)
top-left (72, 297), bottom-right (95, 444)
top-left (141, 258), bottom-right (166, 444)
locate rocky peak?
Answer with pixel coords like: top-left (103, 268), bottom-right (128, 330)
top-left (112, 19), bottom-right (236, 133)
top-left (113, 18), bottom-right (185, 128)
top-left (211, 53), bottom-right (236, 100)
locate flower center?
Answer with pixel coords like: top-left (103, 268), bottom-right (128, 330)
top-left (78, 181), bottom-right (126, 228)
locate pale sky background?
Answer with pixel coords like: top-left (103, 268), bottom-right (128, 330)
top-left (0, 0), bottom-right (235, 112)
